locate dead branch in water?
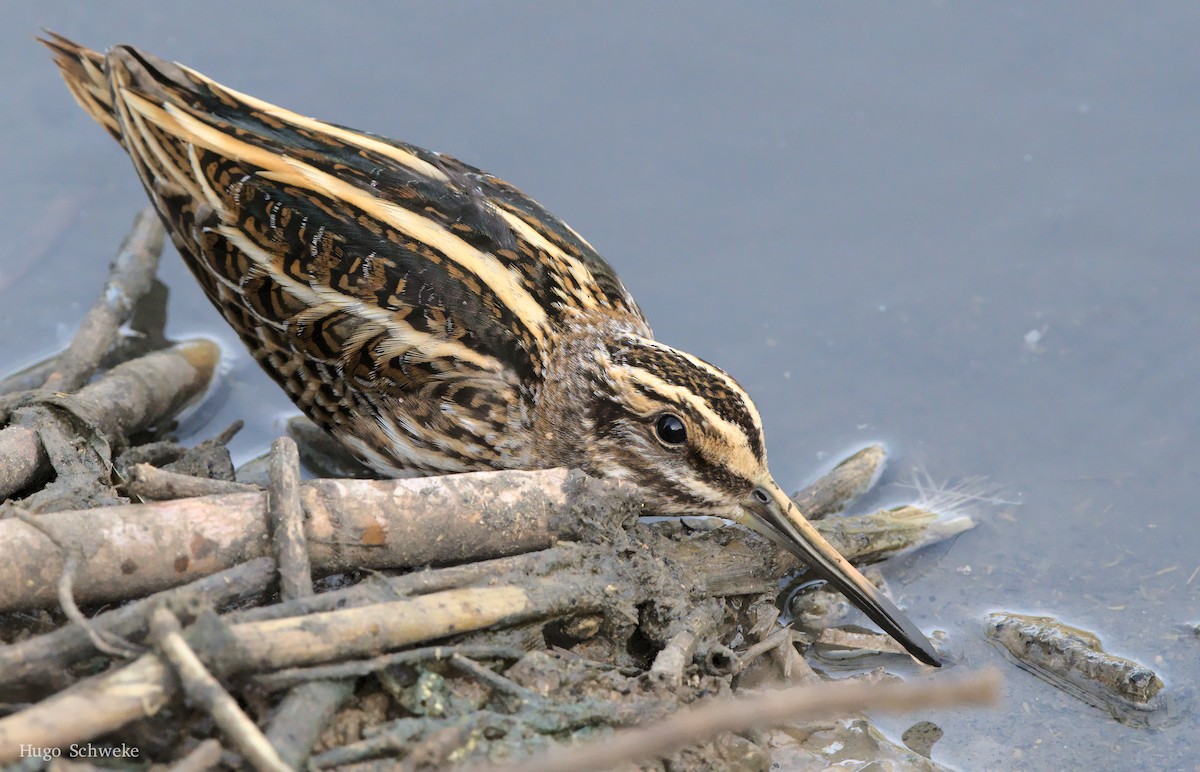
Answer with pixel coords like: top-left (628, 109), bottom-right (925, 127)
top-left (41, 207), bottom-right (165, 394)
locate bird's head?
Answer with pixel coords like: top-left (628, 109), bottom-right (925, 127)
top-left (570, 334), bottom-right (939, 666)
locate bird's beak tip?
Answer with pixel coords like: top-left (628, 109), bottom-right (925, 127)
top-left (743, 481), bottom-right (941, 668)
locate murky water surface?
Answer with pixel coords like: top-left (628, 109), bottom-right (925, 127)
top-left (2, 3), bottom-right (1197, 769)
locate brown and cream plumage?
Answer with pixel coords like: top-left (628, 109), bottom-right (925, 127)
top-left (42, 33), bottom-right (939, 666)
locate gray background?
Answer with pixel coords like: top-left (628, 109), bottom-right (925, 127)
top-left (2, 3), bottom-right (1196, 768)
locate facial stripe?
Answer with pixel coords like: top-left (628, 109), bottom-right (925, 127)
top-left (615, 338), bottom-right (765, 460)
top-left (617, 364), bottom-right (763, 482)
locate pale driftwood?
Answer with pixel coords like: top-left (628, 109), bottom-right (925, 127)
top-left (150, 608), bottom-right (289, 772)
top-left (268, 437), bottom-right (311, 601)
top-left (0, 340), bottom-right (220, 501)
top-left (167, 739), bottom-right (223, 772)
top-left (264, 680), bottom-right (356, 769)
top-left (0, 557), bottom-right (276, 692)
top-left (41, 207), bottom-right (165, 394)
top-left (0, 425), bottom-right (49, 499)
top-left (0, 586), bottom-right (545, 760)
top-left (0, 468), bottom-right (635, 612)
top-left (817, 627), bottom-right (909, 655)
top-left (53, 339), bottom-right (220, 444)
top-left (228, 552), bottom-right (548, 626)
top-left (791, 444), bottom-right (886, 520)
top-left (261, 436), bottom-right (342, 769)
top-left (126, 462), bottom-right (259, 500)
top-left (649, 631), bottom-right (698, 688)
top-left (509, 669), bottom-right (1002, 772)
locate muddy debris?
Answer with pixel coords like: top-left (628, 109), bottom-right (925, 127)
top-left (985, 612), bottom-right (1172, 727)
top-left (0, 211), bottom-right (999, 769)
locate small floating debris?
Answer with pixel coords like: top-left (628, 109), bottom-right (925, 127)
top-left (985, 612), bottom-right (1172, 727)
top-left (815, 505), bottom-right (975, 565)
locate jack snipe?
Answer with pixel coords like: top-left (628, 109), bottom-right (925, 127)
top-left (43, 34), bottom-right (939, 666)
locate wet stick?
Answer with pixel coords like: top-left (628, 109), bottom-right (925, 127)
top-left (0, 340), bottom-right (220, 501)
top-left (262, 436), bottom-right (354, 769)
top-left (0, 557), bottom-right (276, 692)
top-left (150, 607), bottom-right (290, 772)
top-left (0, 468), bottom-right (636, 612)
top-left (791, 444), bottom-right (887, 520)
top-left (41, 207), bottom-right (165, 393)
top-left (126, 462), bottom-right (260, 500)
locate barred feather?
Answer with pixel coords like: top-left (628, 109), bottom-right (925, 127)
top-left (44, 34), bottom-right (941, 666)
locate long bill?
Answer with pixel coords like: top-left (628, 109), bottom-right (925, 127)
top-left (743, 480), bottom-right (941, 667)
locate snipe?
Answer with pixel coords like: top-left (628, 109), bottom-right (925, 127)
top-left (43, 33), bottom-right (939, 666)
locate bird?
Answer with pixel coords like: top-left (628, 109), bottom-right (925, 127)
top-left (42, 33), bottom-right (939, 667)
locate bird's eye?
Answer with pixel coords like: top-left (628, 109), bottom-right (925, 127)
top-left (654, 413), bottom-right (687, 446)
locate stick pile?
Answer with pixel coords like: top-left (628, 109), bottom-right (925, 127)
top-left (0, 211), bottom-right (993, 769)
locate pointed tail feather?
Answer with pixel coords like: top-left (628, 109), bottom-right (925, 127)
top-left (38, 31), bottom-right (124, 145)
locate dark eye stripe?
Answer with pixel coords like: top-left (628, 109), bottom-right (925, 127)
top-left (615, 345), bottom-right (764, 460)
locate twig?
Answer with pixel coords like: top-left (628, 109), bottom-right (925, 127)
top-left (0, 557), bottom-right (276, 692)
top-left (399, 722), bottom-right (474, 772)
top-left (261, 436), bottom-right (340, 768)
top-left (814, 505), bottom-right (976, 566)
top-left (649, 631), bottom-right (698, 688)
top-left (268, 437), bottom-right (311, 601)
top-left (252, 645), bottom-right (523, 693)
top-left (309, 717), bottom-right (448, 768)
top-left (264, 680), bottom-right (356, 769)
top-left (12, 508), bottom-right (140, 659)
top-left (448, 653), bottom-right (537, 701)
top-left (817, 627), bottom-right (908, 656)
top-left (126, 463), bottom-right (259, 500)
top-left (150, 607), bottom-right (289, 772)
top-left (229, 552), bottom-right (544, 626)
top-left (0, 340), bottom-right (220, 501)
top-left (770, 629), bottom-right (818, 683)
top-left (167, 739), bottom-right (224, 772)
top-left (507, 669), bottom-right (1003, 772)
top-left (736, 627), bottom-right (791, 673)
top-left (791, 444), bottom-right (886, 520)
top-left (41, 207), bottom-right (165, 393)
top-left (0, 468), bottom-right (636, 612)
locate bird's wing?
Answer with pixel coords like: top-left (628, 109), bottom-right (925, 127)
top-left (43, 35), bottom-right (648, 473)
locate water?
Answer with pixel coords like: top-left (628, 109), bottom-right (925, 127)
top-left (2, 3), bottom-right (1197, 768)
